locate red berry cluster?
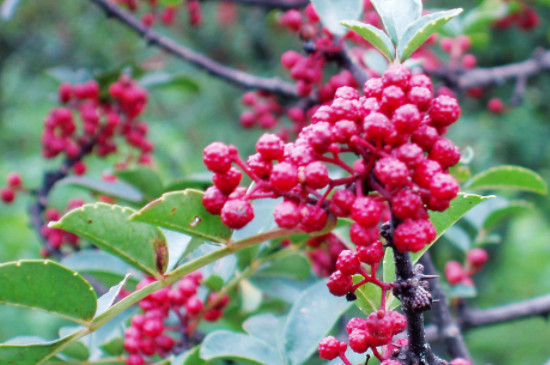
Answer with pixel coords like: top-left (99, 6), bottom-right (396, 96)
top-left (0, 173), bottom-right (23, 204)
top-left (239, 91), bottom-right (283, 130)
top-left (40, 199), bottom-right (85, 255)
top-left (494, 4), bottom-right (539, 31)
top-left (319, 311), bottom-right (407, 363)
top-left (445, 248), bottom-right (489, 286)
top-left (124, 272), bottom-right (229, 365)
top-left (44, 76), bottom-right (153, 170)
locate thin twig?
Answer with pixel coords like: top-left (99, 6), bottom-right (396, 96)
top-left (420, 253), bottom-right (471, 362)
top-left (87, 0), bottom-right (302, 98)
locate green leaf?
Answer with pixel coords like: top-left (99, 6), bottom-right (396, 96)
top-left (464, 165), bottom-right (548, 194)
top-left (411, 193), bottom-right (494, 262)
top-left (256, 253), bottom-right (311, 280)
top-left (1, 0), bottom-right (21, 20)
top-left (140, 72), bottom-right (200, 93)
top-left (283, 280), bottom-right (351, 365)
top-left (61, 250), bottom-right (141, 283)
top-left (382, 248), bottom-right (396, 283)
top-left (0, 335), bottom-right (78, 365)
top-left (311, 0), bottom-right (364, 36)
top-left (50, 203), bottom-right (169, 278)
top-left (95, 275), bottom-right (130, 317)
top-left (130, 189), bottom-right (232, 243)
top-left (57, 176), bottom-right (144, 203)
top-left (203, 275), bottom-right (224, 292)
top-left (243, 313), bottom-right (284, 345)
top-left (353, 277), bottom-right (382, 316)
top-left (482, 200), bottom-right (533, 231)
top-left (369, 0), bottom-right (398, 44)
top-left (239, 279), bottom-right (263, 313)
top-left (340, 20), bottom-right (395, 61)
top-left (61, 341), bottom-right (89, 361)
top-left (398, 8), bottom-right (463, 61)
top-left (0, 260), bottom-right (96, 324)
top-left (100, 337), bottom-right (124, 357)
top-left (362, 49), bottom-right (390, 75)
top-left (463, 1), bottom-right (508, 33)
top-left (200, 331), bottom-right (282, 365)
top-left (114, 168), bottom-right (165, 201)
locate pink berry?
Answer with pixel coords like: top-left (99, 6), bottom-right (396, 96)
top-left (429, 95), bottom-right (461, 126)
top-left (270, 162), bottom-right (298, 192)
top-left (202, 186), bottom-right (228, 215)
top-left (430, 137), bottom-right (460, 168)
top-left (221, 199), bottom-right (254, 229)
top-left (348, 329), bottom-right (370, 353)
top-left (299, 205), bottom-right (328, 233)
top-left (203, 142), bottom-right (233, 173)
top-left (273, 200), bottom-right (300, 229)
top-left (336, 250), bottom-right (361, 275)
top-left (213, 167), bottom-right (242, 195)
top-left (304, 161), bottom-right (329, 189)
top-left (256, 133), bottom-right (284, 160)
top-left (349, 223), bottom-right (379, 246)
top-left (326, 270), bottom-right (352, 297)
top-left (467, 248), bottom-right (488, 267)
top-left (392, 104), bottom-right (421, 134)
top-left (6, 172), bottom-right (22, 188)
top-left (357, 240), bottom-right (384, 265)
top-left (429, 173), bottom-right (459, 200)
top-left (351, 197), bottom-right (382, 228)
top-left (1, 187), bottom-right (15, 203)
top-left (391, 188), bottom-right (424, 220)
top-left (488, 97), bottom-right (505, 114)
top-left (445, 261), bottom-right (465, 285)
top-left (318, 336), bottom-right (341, 360)
top-left (374, 157), bottom-right (409, 189)
top-left (382, 65), bottom-right (412, 90)
top-left (394, 219), bottom-right (436, 252)
top-left (329, 189), bottom-right (356, 217)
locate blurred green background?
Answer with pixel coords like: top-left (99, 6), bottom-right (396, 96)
top-left (0, 0), bottom-right (549, 364)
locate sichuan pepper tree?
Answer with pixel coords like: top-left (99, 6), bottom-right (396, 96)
top-left (0, 0), bottom-right (550, 365)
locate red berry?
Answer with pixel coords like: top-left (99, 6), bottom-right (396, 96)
top-left (382, 65), bottom-right (411, 90)
top-left (363, 112), bottom-right (393, 141)
top-left (306, 122), bottom-right (333, 154)
top-left (246, 153), bottom-right (272, 179)
top-left (203, 142), bottom-right (233, 173)
top-left (270, 162), bottom-right (298, 192)
top-left (381, 85), bottom-right (406, 112)
top-left (58, 83), bottom-right (72, 103)
top-left (178, 278), bottom-right (198, 297)
top-left (203, 186), bottom-right (228, 215)
top-left (429, 173), bottom-right (459, 200)
top-left (334, 86), bottom-right (360, 100)
top-left (413, 159), bottom-right (442, 188)
top-left (429, 95), bottom-right (461, 126)
top-left (126, 354), bottom-right (144, 365)
top-left (273, 200), bottom-right (300, 229)
top-left (142, 319), bottom-right (164, 337)
top-left (73, 161), bottom-right (87, 176)
top-left (387, 310), bottom-right (407, 334)
top-left (336, 250), bottom-right (361, 275)
top-left (280, 9), bottom-right (302, 32)
top-left (411, 124), bottom-right (439, 151)
top-left (185, 296), bottom-right (204, 315)
top-left (213, 167), bottom-right (242, 195)
top-left (155, 335), bottom-right (175, 351)
top-left (374, 157), bottom-right (409, 189)
top-left (391, 188), bottom-right (424, 220)
top-left (430, 137), bottom-right (460, 168)
top-left (392, 104), bottom-right (421, 134)
top-left (333, 120), bottom-right (358, 143)
top-left (407, 86), bottom-right (433, 111)
top-left (351, 197), bottom-right (382, 228)
top-left (299, 205), bottom-right (328, 233)
top-left (394, 219), bottom-right (436, 252)
top-left (221, 199), bottom-right (254, 229)
top-left (346, 317), bottom-right (367, 333)
top-left (410, 74), bottom-right (433, 92)
top-left (304, 161), bottom-right (329, 189)
top-left (363, 78), bottom-right (384, 99)
top-left (1, 187), bottom-right (15, 203)
top-left (318, 336), bottom-right (341, 360)
top-left (328, 189), bottom-right (355, 217)
top-left (394, 143), bottom-right (424, 168)
top-left (462, 54), bottom-right (477, 68)
top-left (349, 223), bottom-right (379, 246)
top-left (281, 51), bottom-right (302, 69)
top-left (357, 240), bottom-right (384, 265)
top-left (445, 261), bottom-right (465, 285)
top-left (365, 310), bottom-right (393, 346)
top-left (204, 308), bottom-right (223, 321)
top-left (488, 97), bottom-right (505, 114)
top-left (256, 133), bottom-right (284, 161)
top-left (124, 337), bottom-right (140, 354)
top-left (327, 270), bottom-right (353, 296)
top-left (349, 329), bottom-right (370, 353)
top-left (467, 248), bottom-right (488, 267)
